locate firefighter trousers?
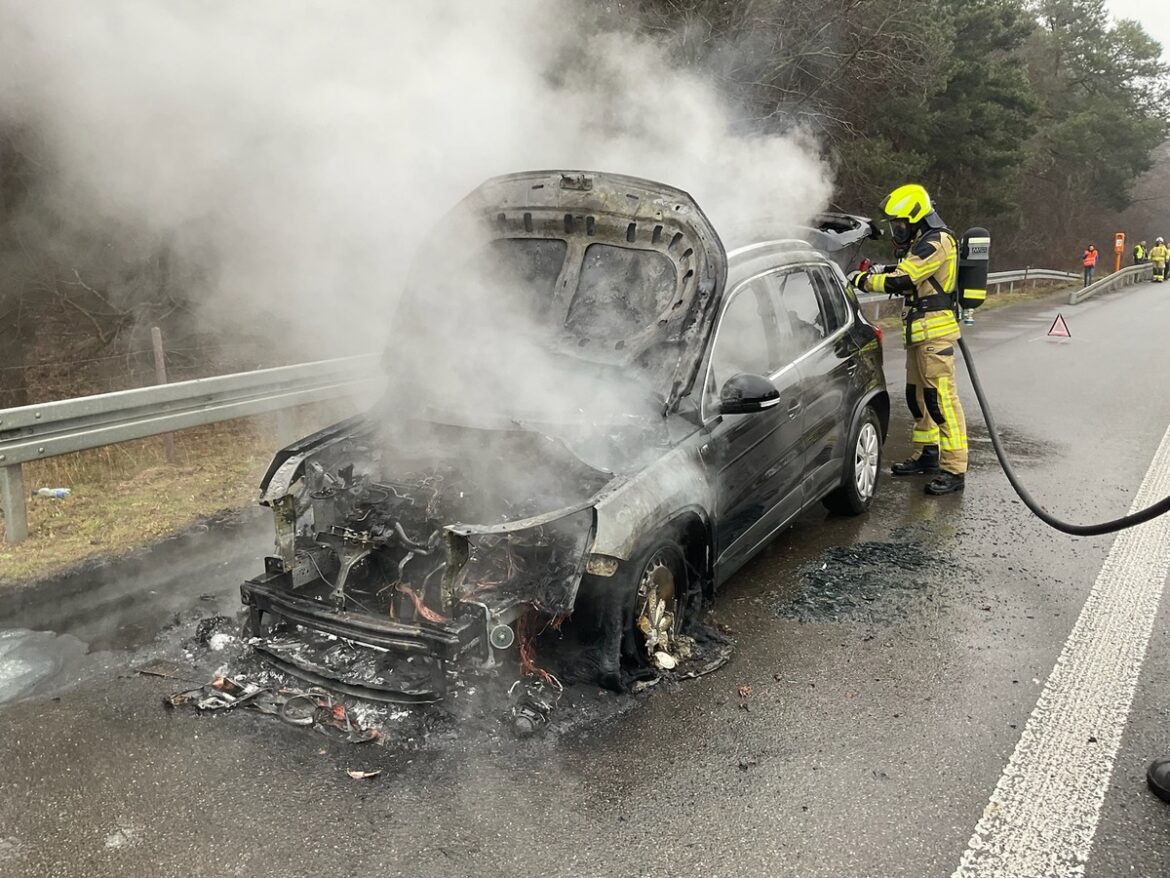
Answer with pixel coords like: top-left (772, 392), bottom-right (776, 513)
top-left (906, 337), bottom-right (968, 474)
top-left (1154, 260), bottom-right (1166, 282)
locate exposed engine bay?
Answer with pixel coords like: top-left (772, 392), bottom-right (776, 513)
top-left (241, 419), bottom-right (613, 702)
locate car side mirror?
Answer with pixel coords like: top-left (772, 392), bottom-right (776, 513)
top-left (719, 373), bottom-right (781, 415)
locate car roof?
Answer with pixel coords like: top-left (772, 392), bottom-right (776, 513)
top-left (725, 239), bottom-right (835, 286)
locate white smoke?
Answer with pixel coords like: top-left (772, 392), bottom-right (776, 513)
top-left (0, 0), bottom-right (832, 353)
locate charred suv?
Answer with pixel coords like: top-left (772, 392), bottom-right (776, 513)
top-left (240, 171), bottom-right (888, 701)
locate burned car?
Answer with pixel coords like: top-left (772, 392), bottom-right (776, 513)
top-left (240, 171), bottom-right (888, 702)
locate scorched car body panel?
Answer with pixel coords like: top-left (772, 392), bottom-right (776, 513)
top-left (239, 170), bottom-right (888, 700)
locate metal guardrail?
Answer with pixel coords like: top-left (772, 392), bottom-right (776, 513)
top-left (0, 355), bottom-right (380, 544)
top-left (1068, 263), bottom-right (1153, 305)
top-left (988, 268), bottom-right (1080, 287)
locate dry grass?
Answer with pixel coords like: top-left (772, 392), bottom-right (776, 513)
top-left (0, 403), bottom-right (350, 585)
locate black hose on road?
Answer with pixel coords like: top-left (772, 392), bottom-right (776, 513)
top-left (957, 335), bottom-right (1170, 536)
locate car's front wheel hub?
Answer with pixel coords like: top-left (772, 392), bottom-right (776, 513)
top-left (636, 550), bottom-right (681, 669)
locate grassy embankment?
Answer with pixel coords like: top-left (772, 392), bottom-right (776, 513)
top-left (0, 405), bottom-right (345, 585)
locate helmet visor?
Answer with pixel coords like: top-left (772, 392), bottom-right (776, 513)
top-left (888, 218), bottom-right (913, 245)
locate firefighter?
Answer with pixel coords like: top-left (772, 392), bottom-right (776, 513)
top-left (1135, 240), bottom-right (1147, 265)
top-left (848, 183), bottom-right (967, 495)
top-left (1149, 237), bottom-right (1168, 282)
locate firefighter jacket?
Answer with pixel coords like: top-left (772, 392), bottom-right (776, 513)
top-left (1150, 244), bottom-right (1169, 265)
top-left (865, 229), bottom-right (959, 344)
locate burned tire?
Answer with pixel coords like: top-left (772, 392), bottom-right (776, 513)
top-left (823, 406), bottom-right (882, 516)
top-left (565, 533), bottom-right (700, 691)
top-left (618, 538), bottom-right (698, 678)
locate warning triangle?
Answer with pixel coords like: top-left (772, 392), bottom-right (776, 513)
top-left (1048, 313), bottom-right (1072, 338)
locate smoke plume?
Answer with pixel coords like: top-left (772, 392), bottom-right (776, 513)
top-left (0, 0), bottom-right (832, 354)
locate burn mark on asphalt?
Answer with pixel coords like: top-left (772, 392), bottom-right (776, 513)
top-left (966, 423), bottom-right (1052, 468)
top-left (775, 529), bottom-right (963, 625)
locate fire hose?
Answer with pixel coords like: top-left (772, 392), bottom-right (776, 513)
top-left (958, 335), bottom-right (1170, 536)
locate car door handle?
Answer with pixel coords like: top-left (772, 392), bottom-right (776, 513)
top-left (846, 361), bottom-right (860, 374)
top-left (787, 399), bottom-right (802, 419)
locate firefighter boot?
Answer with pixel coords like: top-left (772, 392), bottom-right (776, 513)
top-left (891, 445), bottom-right (940, 476)
top-left (1149, 758), bottom-right (1170, 804)
top-left (925, 471), bottom-right (965, 495)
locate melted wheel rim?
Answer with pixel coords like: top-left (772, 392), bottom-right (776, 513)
top-left (636, 552), bottom-right (679, 667)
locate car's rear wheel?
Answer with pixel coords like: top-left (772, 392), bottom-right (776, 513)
top-left (823, 405), bottom-right (882, 516)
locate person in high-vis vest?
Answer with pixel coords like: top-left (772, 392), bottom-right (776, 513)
top-left (1149, 237), bottom-right (1168, 282)
top-left (847, 183), bottom-right (967, 495)
top-left (1081, 244), bottom-right (1098, 287)
top-left (1076, 245), bottom-right (1095, 286)
top-left (1134, 241), bottom-right (1146, 265)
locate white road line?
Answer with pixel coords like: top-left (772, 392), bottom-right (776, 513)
top-left (953, 422), bottom-right (1170, 878)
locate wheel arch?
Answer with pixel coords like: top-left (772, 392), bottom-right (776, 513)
top-left (858, 388), bottom-right (890, 441)
top-left (651, 506), bottom-right (715, 603)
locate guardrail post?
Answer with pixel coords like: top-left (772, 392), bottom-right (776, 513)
top-left (0, 463), bottom-right (28, 544)
top-left (275, 408), bottom-right (297, 446)
top-left (151, 326), bottom-right (178, 465)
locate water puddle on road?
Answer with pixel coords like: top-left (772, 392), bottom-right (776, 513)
top-left (0, 628), bottom-right (91, 704)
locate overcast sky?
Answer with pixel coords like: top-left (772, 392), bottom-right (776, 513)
top-left (1108, 0), bottom-right (1170, 59)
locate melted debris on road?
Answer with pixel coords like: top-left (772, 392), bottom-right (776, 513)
top-left (776, 529), bottom-right (964, 625)
top-left (161, 612), bottom-right (734, 747)
top-left (166, 675), bottom-right (381, 743)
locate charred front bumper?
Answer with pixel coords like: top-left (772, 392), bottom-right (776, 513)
top-left (240, 568), bottom-right (522, 703)
top-left (239, 506), bottom-right (596, 702)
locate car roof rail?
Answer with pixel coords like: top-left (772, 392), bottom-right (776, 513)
top-left (726, 238), bottom-right (823, 261)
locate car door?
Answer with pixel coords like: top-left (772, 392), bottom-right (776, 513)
top-left (771, 264), bottom-right (859, 498)
top-left (701, 276), bottom-right (805, 583)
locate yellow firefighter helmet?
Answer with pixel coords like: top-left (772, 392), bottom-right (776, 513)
top-left (881, 183), bottom-right (934, 224)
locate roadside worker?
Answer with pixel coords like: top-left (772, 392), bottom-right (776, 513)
top-left (1150, 237), bottom-right (1168, 282)
top-left (847, 183), bottom-right (967, 495)
top-left (1134, 240), bottom-right (1147, 264)
top-left (1081, 244), bottom-right (1098, 287)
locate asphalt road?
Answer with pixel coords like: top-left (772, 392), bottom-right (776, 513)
top-left (3, 282), bottom-right (1170, 878)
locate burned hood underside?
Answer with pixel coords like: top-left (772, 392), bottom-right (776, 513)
top-left (397, 170), bottom-right (729, 411)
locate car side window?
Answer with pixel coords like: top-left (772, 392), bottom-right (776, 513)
top-left (772, 269), bottom-right (826, 356)
top-left (812, 267), bottom-right (849, 332)
top-left (708, 280), bottom-right (778, 397)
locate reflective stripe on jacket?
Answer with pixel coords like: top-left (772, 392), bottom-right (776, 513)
top-left (868, 229), bottom-right (959, 344)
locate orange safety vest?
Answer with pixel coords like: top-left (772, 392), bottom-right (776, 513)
top-left (1082, 249), bottom-right (1098, 267)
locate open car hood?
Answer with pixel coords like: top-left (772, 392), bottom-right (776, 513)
top-left (399, 170), bottom-right (728, 412)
